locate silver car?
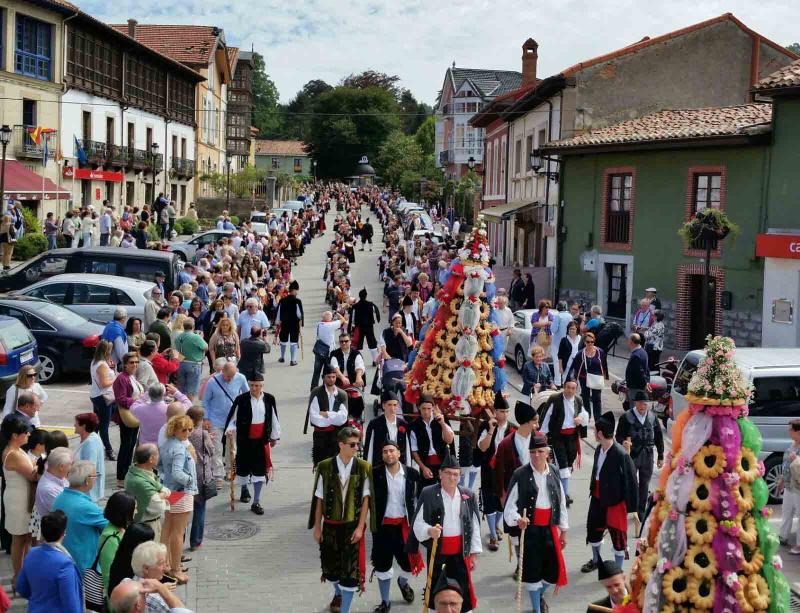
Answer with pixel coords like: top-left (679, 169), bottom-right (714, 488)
top-left (12, 273), bottom-right (155, 324)
top-left (672, 347), bottom-right (800, 503)
top-left (169, 230), bottom-right (233, 262)
top-left (505, 309), bottom-right (536, 372)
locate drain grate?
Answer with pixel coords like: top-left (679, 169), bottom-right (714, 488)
top-left (204, 519), bottom-right (260, 541)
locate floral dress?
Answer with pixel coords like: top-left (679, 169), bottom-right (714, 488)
top-left (214, 334), bottom-right (238, 360)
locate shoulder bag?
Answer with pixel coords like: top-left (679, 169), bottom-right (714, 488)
top-left (312, 323), bottom-right (331, 359)
top-left (583, 351), bottom-right (605, 390)
top-left (197, 431), bottom-right (218, 501)
top-left (84, 533), bottom-right (119, 611)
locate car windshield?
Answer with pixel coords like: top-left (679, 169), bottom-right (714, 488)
top-left (0, 320), bottom-right (33, 350)
top-left (672, 352), bottom-right (701, 395)
top-left (31, 302), bottom-right (87, 327)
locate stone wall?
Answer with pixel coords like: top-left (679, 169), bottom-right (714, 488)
top-left (721, 310), bottom-right (763, 347)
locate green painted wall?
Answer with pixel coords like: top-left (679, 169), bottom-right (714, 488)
top-left (765, 97), bottom-right (800, 228)
top-left (559, 145), bottom-right (767, 314)
top-left (254, 154), bottom-right (312, 176)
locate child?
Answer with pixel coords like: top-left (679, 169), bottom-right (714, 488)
top-left (779, 419), bottom-right (800, 553)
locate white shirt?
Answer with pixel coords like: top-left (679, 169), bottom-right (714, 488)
top-left (309, 387), bottom-right (348, 427)
top-left (422, 297), bottom-right (437, 320)
top-left (401, 311), bottom-right (415, 335)
top-left (595, 445), bottom-right (612, 481)
top-left (478, 423), bottom-right (509, 457)
top-left (412, 488), bottom-right (482, 555)
top-left (633, 409), bottom-right (648, 425)
top-left (238, 309), bottom-right (270, 339)
top-left (225, 393), bottom-right (281, 440)
top-left (314, 454), bottom-right (371, 500)
top-left (409, 417), bottom-right (452, 456)
top-left (329, 352), bottom-right (365, 379)
top-left (495, 306), bottom-right (514, 330)
top-left (316, 320), bottom-right (343, 348)
top-left (540, 394), bottom-right (588, 435)
top-left (384, 464), bottom-right (407, 519)
top-left (514, 431), bottom-right (530, 464)
top-left (365, 416), bottom-right (410, 466)
top-left (503, 465), bottom-right (569, 531)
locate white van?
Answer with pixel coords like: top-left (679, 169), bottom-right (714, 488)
top-left (671, 348), bottom-right (800, 503)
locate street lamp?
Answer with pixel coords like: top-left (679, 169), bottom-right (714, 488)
top-left (0, 125), bottom-right (11, 210)
top-left (312, 159), bottom-right (317, 181)
top-left (225, 153), bottom-right (232, 208)
top-left (530, 148), bottom-right (559, 182)
top-left (467, 156), bottom-right (476, 170)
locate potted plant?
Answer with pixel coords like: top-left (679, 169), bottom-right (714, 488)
top-left (678, 208), bottom-right (739, 247)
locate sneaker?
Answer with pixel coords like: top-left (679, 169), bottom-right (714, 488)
top-left (250, 503), bottom-right (264, 515)
top-left (278, 357), bottom-right (285, 363)
top-left (329, 595), bottom-right (342, 613)
top-left (790, 546), bottom-right (800, 555)
top-left (240, 489), bottom-right (251, 503)
top-left (398, 578), bottom-right (414, 603)
top-left (581, 559), bottom-right (598, 573)
top-left (290, 361), bottom-right (298, 366)
top-left (487, 537), bottom-right (499, 552)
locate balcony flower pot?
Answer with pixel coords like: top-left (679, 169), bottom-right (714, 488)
top-left (678, 208), bottom-right (738, 247)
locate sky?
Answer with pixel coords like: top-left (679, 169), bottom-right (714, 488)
top-left (82, 0), bottom-right (799, 104)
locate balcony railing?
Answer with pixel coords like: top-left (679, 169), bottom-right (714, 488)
top-left (170, 157), bottom-right (195, 179)
top-left (13, 126), bottom-right (44, 159)
top-left (605, 210), bottom-right (631, 244)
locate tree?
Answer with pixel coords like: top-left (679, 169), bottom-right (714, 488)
top-left (398, 89), bottom-right (432, 135)
top-left (275, 79), bottom-right (334, 141)
top-left (415, 116), bottom-right (435, 157)
top-left (374, 131), bottom-right (424, 187)
top-left (251, 52), bottom-right (283, 137)
top-left (341, 71), bottom-right (401, 98)
top-left (787, 42), bottom-right (800, 54)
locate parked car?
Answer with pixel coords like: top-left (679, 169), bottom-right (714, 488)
top-left (282, 200), bottom-right (305, 213)
top-left (0, 248), bottom-right (182, 292)
top-left (249, 212), bottom-right (269, 236)
top-left (11, 274), bottom-right (154, 324)
top-left (0, 297), bottom-right (102, 383)
top-left (169, 230), bottom-right (233, 262)
top-left (672, 348), bottom-right (800, 504)
top-left (270, 207), bottom-right (294, 222)
top-left (0, 316), bottom-right (38, 401)
top-left (504, 309), bottom-right (535, 372)
top-left (412, 229), bottom-right (444, 244)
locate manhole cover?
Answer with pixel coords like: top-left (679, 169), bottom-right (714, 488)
top-left (204, 519), bottom-right (260, 541)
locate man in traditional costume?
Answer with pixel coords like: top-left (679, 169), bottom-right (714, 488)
top-left (476, 392), bottom-right (515, 551)
top-left (328, 331), bottom-right (366, 422)
top-left (494, 401), bottom-right (538, 507)
top-left (304, 364), bottom-right (349, 467)
top-left (410, 394), bottom-right (455, 489)
top-left (224, 373), bottom-right (280, 515)
top-left (276, 279), bottom-right (304, 365)
top-left (371, 439), bottom-right (423, 612)
top-left (431, 572), bottom-right (464, 613)
top-left (586, 560), bottom-right (628, 612)
top-left (408, 454), bottom-right (481, 613)
top-left (309, 426), bottom-right (375, 613)
top-left (364, 390), bottom-right (410, 467)
top-left (504, 432), bottom-right (568, 613)
top-left (581, 412), bottom-right (638, 573)
top-left (539, 378), bottom-right (589, 507)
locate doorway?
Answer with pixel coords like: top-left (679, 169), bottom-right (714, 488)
top-left (688, 274), bottom-right (716, 349)
top-left (605, 262), bottom-right (627, 319)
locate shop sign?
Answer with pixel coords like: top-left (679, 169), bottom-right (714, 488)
top-left (63, 167), bottom-right (124, 182)
top-left (755, 234), bottom-right (800, 259)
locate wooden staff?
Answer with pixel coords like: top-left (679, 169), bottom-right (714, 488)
top-left (299, 331), bottom-right (305, 360)
top-left (227, 432), bottom-right (235, 511)
top-left (515, 509), bottom-right (528, 613)
top-left (422, 535), bottom-right (440, 613)
top-left (587, 605), bottom-right (613, 612)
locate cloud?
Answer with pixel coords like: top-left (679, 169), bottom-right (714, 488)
top-left (79, 0), bottom-right (799, 104)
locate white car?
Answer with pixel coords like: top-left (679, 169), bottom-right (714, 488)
top-left (412, 229), bottom-right (443, 244)
top-left (12, 274), bottom-right (155, 324)
top-left (282, 200), bottom-right (305, 213)
top-left (505, 309), bottom-right (536, 372)
top-left (169, 230), bottom-right (233, 262)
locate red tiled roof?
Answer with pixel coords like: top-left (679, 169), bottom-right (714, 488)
top-left (755, 59), bottom-right (800, 92)
top-left (254, 140), bottom-right (308, 156)
top-left (469, 82), bottom-right (538, 127)
top-left (110, 24), bottom-right (221, 66)
top-left (227, 47), bottom-right (239, 71)
top-left (546, 104), bottom-right (772, 150)
top-left (561, 13), bottom-right (798, 77)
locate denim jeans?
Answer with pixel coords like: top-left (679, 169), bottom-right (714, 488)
top-left (100, 233), bottom-right (110, 246)
top-left (177, 361), bottom-right (202, 396)
top-left (161, 223), bottom-right (169, 240)
top-left (90, 395), bottom-right (114, 452)
top-left (190, 496), bottom-right (206, 548)
top-left (46, 234), bottom-right (57, 250)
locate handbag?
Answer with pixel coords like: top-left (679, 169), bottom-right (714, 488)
top-left (312, 323), bottom-right (331, 359)
top-left (84, 533), bottom-right (118, 611)
top-left (583, 351), bottom-right (605, 390)
top-left (197, 432), bottom-right (218, 501)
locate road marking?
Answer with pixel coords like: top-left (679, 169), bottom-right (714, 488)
top-left (42, 387), bottom-right (90, 394)
top-left (40, 426), bottom-right (76, 435)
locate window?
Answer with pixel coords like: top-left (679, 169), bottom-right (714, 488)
top-left (525, 134), bottom-right (533, 171)
top-left (126, 181), bottom-right (135, 206)
top-left (180, 185), bottom-right (187, 210)
top-left (113, 289), bottom-right (135, 306)
top-left (604, 172), bottom-right (634, 244)
top-left (514, 139), bottom-right (522, 175)
top-left (72, 283), bottom-right (113, 305)
top-left (105, 117), bottom-right (114, 147)
top-left (24, 313), bottom-right (54, 332)
top-left (83, 260), bottom-right (117, 275)
top-left (294, 158), bottom-right (302, 173)
top-left (21, 256), bottom-right (67, 284)
top-left (105, 181), bottom-right (114, 204)
top-left (181, 138), bottom-right (187, 159)
top-left (22, 100), bottom-right (37, 150)
top-left (608, 174), bottom-right (633, 212)
top-left (693, 173), bottom-right (722, 212)
top-left (145, 127), bottom-right (153, 152)
top-left (82, 111), bottom-right (91, 141)
top-left (271, 157), bottom-right (279, 169)
top-left (26, 282), bottom-right (69, 305)
top-left (748, 376), bottom-right (800, 417)
top-left (127, 122), bottom-right (135, 149)
top-left (15, 15), bottom-right (52, 80)
top-left (0, 307), bottom-right (31, 329)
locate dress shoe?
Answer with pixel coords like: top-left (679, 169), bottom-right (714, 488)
top-left (251, 502), bottom-right (264, 515)
top-left (329, 594), bottom-right (342, 613)
top-left (240, 489), bottom-right (251, 503)
top-left (398, 578), bottom-right (414, 603)
top-left (373, 602), bottom-right (391, 612)
top-left (487, 537), bottom-right (499, 552)
top-left (105, 449), bottom-right (116, 461)
top-left (581, 559), bottom-right (598, 573)
top-left (290, 361), bottom-right (298, 366)
top-left (566, 495), bottom-right (573, 508)
top-left (278, 357), bottom-right (285, 363)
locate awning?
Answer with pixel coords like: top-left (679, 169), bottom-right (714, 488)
top-left (2, 160), bottom-right (71, 201)
top-left (479, 201), bottom-right (538, 222)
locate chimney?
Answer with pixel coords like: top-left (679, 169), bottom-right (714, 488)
top-left (127, 19), bottom-right (137, 39)
top-left (522, 38), bottom-right (538, 86)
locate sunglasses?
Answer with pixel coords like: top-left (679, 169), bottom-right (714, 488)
top-left (342, 442), bottom-right (360, 449)
top-left (25, 373), bottom-right (36, 378)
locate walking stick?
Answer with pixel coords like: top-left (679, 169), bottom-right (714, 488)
top-left (515, 509), bottom-right (528, 613)
top-left (422, 536), bottom-right (440, 613)
top-left (300, 331), bottom-right (305, 360)
top-left (227, 433), bottom-right (235, 511)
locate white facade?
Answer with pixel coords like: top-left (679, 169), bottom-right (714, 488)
top-left (61, 89), bottom-right (196, 213)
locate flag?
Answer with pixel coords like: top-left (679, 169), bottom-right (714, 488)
top-left (74, 136), bottom-right (87, 166)
top-left (26, 126), bottom-right (55, 146)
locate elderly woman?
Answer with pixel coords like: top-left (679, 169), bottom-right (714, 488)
top-left (74, 412), bottom-right (105, 501)
top-left (34, 447), bottom-right (72, 520)
top-left (132, 382), bottom-right (192, 446)
top-left (90, 340), bottom-right (117, 461)
top-left (158, 415), bottom-right (197, 584)
top-left (187, 407), bottom-right (213, 551)
top-left (529, 299), bottom-right (555, 351)
top-left (97, 491), bottom-right (135, 600)
top-left (521, 345), bottom-right (556, 396)
top-left (51, 460), bottom-right (108, 575)
top-left (112, 352), bottom-right (144, 487)
top-left (130, 541), bottom-right (174, 606)
top-left (2, 415), bottom-right (37, 584)
top-left (2, 364), bottom-right (47, 425)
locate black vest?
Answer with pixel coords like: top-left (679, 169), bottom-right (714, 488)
top-left (365, 415), bottom-right (409, 468)
top-left (372, 464), bottom-right (421, 526)
top-left (329, 348), bottom-right (367, 387)
top-left (303, 385), bottom-right (348, 434)
top-left (382, 328), bottom-right (408, 361)
top-left (406, 484), bottom-right (478, 555)
top-left (410, 418), bottom-right (451, 462)
top-left (510, 462), bottom-right (563, 527)
top-left (623, 410), bottom-right (656, 461)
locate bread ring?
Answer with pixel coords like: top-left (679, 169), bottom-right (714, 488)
top-left (638, 548), bottom-right (658, 585)
top-left (693, 444), bottom-right (727, 479)
top-left (446, 333), bottom-right (459, 350)
top-left (686, 510), bottom-right (717, 545)
top-left (732, 482), bottom-right (754, 512)
top-left (435, 329), bottom-right (448, 347)
top-left (689, 478), bottom-right (713, 512)
top-left (735, 577), bottom-right (754, 613)
top-left (425, 364), bottom-right (441, 381)
top-left (740, 542), bottom-right (764, 574)
top-left (740, 513), bottom-right (757, 548)
top-left (746, 574), bottom-right (770, 611)
top-left (432, 346), bottom-right (447, 365)
top-left (446, 315), bottom-right (460, 334)
top-left (441, 368), bottom-right (454, 386)
top-left (449, 298), bottom-right (461, 314)
top-left (687, 575), bottom-right (715, 610)
top-left (736, 447), bottom-right (759, 483)
top-left (685, 544), bottom-right (716, 580)
top-left (445, 352), bottom-right (459, 370)
top-left (662, 566), bottom-right (689, 604)
top-left (479, 301), bottom-right (489, 320)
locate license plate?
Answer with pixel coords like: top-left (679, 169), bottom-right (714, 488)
top-left (20, 350), bottom-right (33, 364)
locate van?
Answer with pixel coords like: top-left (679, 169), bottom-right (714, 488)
top-left (672, 348), bottom-right (800, 503)
top-left (0, 316), bottom-right (38, 401)
top-left (0, 248), bottom-right (181, 293)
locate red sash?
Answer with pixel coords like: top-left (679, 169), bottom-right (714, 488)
top-left (531, 509), bottom-right (568, 587)
top-left (315, 426), bottom-right (336, 432)
top-left (249, 423), bottom-right (273, 477)
top-left (592, 482), bottom-right (627, 534)
top-left (560, 427), bottom-right (581, 468)
top-left (437, 536), bottom-right (477, 609)
top-left (427, 453), bottom-right (442, 467)
top-left (351, 326), bottom-right (361, 347)
top-left (383, 517), bottom-right (424, 575)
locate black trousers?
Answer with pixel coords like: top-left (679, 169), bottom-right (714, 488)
top-left (580, 385), bottom-right (603, 422)
top-left (311, 353), bottom-right (328, 390)
top-left (425, 549), bottom-right (474, 613)
top-left (587, 497), bottom-right (627, 552)
top-left (355, 325), bottom-right (377, 351)
top-left (522, 525), bottom-right (560, 585)
top-left (320, 521), bottom-right (361, 589)
top-left (371, 522), bottom-right (411, 573)
top-left (279, 325), bottom-right (300, 343)
top-left (551, 434), bottom-right (578, 474)
top-left (116, 424), bottom-right (139, 481)
top-left (633, 456), bottom-right (654, 521)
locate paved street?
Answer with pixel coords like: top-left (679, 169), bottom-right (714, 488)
top-left (1, 205), bottom-right (796, 612)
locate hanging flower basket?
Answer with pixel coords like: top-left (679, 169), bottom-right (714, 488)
top-left (678, 208), bottom-right (739, 246)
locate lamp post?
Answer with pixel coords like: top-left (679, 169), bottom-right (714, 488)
top-left (150, 142), bottom-right (160, 199)
top-left (225, 153), bottom-right (232, 208)
top-left (0, 125), bottom-right (11, 210)
top-left (312, 159), bottom-right (317, 182)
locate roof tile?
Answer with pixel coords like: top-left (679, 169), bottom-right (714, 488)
top-left (450, 68), bottom-right (523, 98)
top-left (254, 140), bottom-right (308, 156)
top-left (755, 59), bottom-right (800, 91)
top-left (547, 104), bottom-right (772, 149)
top-left (110, 24), bottom-right (220, 65)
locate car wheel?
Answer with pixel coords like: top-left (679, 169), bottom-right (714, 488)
top-left (763, 454), bottom-right (784, 505)
top-left (515, 346), bottom-right (526, 373)
top-left (37, 352), bottom-right (60, 384)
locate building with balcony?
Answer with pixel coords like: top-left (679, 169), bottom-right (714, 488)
top-left (59, 15), bottom-right (202, 214)
top-left (434, 64), bottom-right (522, 182)
top-left (111, 21), bottom-right (231, 203)
top-left (0, 0), bottom-right (73, 218)
top-left (227, 49), bottom-right (253, 172)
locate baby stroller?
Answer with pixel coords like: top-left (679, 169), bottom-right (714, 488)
top-left (371, 358), bottom-right (406, 417)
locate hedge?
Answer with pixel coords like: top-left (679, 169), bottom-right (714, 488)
top-left (14, 233), bottom-right (48, 260)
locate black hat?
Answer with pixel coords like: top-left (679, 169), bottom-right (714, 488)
top-left (322, 363), bottom-right (337, 376)
top-left (514, 400), bottom-right (536, 425)
top-left (431, 565), bottom-right (463, 600)
top-left (632, 390), bottom-right (649, 402)
top-left (382, 438), bottom-right (400, 451)
top-left (289, 280), bottom-right (300, 291)
top-left (529, 432), bottom-right (548, 450)
top-left (598, 560), bottom-right (623, 581)
top-left (249, 372), bottom-right (265, 383)
top-left (418, 394), bottom-right (435, 407)
top-left (381, 389), bottom-right (401, 404)
top-left (494, 391), bottom-right (509, 411)
top-left (596, 411), bottom-right (616, 437)
top-left (359, 287), bottom-right (368, 299)
top-left (440, 453), bottom-right (459, 471)
top-left (402, 296), bottom-right (413, 307)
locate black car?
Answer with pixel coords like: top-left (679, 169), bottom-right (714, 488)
top-left (0, 297), bottom-right (103, 383)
